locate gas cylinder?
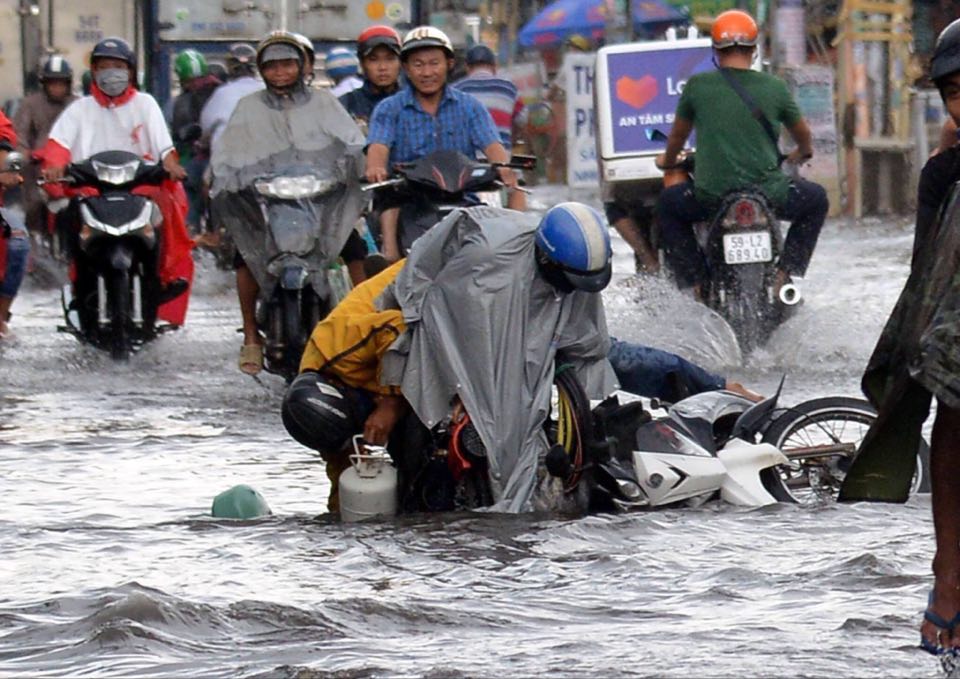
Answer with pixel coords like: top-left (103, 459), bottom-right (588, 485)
top-left (338, 449), bottom-right (398, 522)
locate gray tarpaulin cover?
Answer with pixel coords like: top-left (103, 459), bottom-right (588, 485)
top-left (209, 89), bottom-right (365, 294)
top-left (380, 206), bottom-right (617, 512)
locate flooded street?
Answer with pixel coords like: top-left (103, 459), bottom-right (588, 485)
top-left (0, 200), bottom-right (945, 677)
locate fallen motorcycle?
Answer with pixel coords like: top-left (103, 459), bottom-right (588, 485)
top-left (340, 377), bottom-right (930, 521)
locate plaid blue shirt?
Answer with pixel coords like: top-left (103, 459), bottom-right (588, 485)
top-left (366, 85), bottom-right (500, 165)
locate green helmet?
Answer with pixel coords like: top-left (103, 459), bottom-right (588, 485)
top-left (174, 49), bottom-right (208, 81)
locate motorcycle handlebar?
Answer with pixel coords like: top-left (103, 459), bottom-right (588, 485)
top-left (360, 177), bottom-right (405, 192)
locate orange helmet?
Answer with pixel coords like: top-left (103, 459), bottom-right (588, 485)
top-left (711, 10), bottom-right (759, 50)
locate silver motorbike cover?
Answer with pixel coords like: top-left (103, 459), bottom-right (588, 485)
top-left (381, 206), bottom-right (617, 513)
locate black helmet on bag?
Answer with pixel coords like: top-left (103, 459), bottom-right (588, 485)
top-left (40, 54), bottom-right (73, 82)
top-left (282, 372), bottom-right (360, 454)
top-left (226, 43), bottom-right (257, 77)
top-left (465, 44), bottom-right (496, 66)
top-left (91, 36), bottom-right (136, 70)
top-left (932, 18), bottom-right (960, 87)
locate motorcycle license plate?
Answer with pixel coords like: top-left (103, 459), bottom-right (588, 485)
top-left (722, 232), bottom-right (772, 264)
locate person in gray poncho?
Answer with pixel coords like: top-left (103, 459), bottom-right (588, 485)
top-left (380, 203), bottom-right (618, 513)
top-left (210, 31), bottom-right (367, 375)
top-left (838, 19), bottom-right (960, 657)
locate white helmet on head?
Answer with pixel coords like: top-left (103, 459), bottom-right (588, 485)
top-left (400, 26), bottom-right (454, 60)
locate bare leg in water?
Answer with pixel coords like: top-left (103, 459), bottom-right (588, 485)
top-left (921, 403), bottom-right (960, 652)
top-left (237, 263), bottom-right (263, 374)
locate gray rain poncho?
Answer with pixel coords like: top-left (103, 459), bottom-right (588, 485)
top-left (380, 206), bottom-right (617, 513)
top-left (210, 87), bottom-right (365, 293)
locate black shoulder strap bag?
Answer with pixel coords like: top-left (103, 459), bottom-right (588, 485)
top-left (717, 67), bottom-right (787, 167)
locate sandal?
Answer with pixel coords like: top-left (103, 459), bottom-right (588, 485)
top-left (921, 591), bottom-right (960, 656)
top-left (238, 343), bottom-right (263, 376)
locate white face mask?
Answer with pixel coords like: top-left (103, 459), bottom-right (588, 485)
top-left (94, 68), bottom-right (129, 97)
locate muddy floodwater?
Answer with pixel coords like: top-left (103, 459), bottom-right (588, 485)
top-left (0, 196), bottom-right (946, 677)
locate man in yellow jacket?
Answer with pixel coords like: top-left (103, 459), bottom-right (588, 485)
top-left (281, 259), bottom-right (407, 511)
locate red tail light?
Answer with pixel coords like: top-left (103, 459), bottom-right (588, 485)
top-left (733, 199), bottom-right (757, 226)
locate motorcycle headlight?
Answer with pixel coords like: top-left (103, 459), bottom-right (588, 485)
top-left (91, 159), bottom-right (140, 185)
top-left (79, 202), bottom-right (156, 245)
top-left (254, 175), bottom-right (338, 199)
top-left (616, 478), bottom-right (645, 501)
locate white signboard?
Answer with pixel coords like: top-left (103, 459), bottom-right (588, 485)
top-left (564, 52), bottom-right (598, 188)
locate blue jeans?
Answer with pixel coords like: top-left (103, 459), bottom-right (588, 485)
top-left (608, 338), bottom-right (725, 401)
top-left (1, 230), bottom-right (29, 299)
top-left (657, 179), bottom-right (829, 289)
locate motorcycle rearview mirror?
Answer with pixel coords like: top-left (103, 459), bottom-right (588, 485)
top-left (730, 375), bottom-right (786, 441)
top-left (645, 128), bottom-right (669, 143)
top-left (1, 151), bottom-right (24, 173)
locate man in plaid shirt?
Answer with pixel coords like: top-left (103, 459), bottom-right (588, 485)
top-left (364, 26), bottom-right (523, 262)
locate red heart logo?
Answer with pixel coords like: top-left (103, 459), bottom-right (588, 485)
top-left (616, 74), bottom-right (658, 110)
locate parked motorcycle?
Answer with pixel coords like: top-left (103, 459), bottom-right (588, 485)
top-left (362, 149), bottom-right (536, 254)
top-left (248, 163), bottom-right (356, 380)
top-left (44, 150), bottom-right (170, 360)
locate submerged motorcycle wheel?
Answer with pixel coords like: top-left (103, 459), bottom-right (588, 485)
top-left (108, 270), bottom-right (132, 361)
top-left (759, 396), bottom-right (931, 504)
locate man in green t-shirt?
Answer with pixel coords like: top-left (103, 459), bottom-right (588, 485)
top-left (655, 10), bottom-right (827, 300)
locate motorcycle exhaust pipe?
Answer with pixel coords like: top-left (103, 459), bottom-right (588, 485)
top-left (778, 282), bottom-right (801, 306)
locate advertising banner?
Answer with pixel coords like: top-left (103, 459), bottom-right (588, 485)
top-left (599, 41), bottom-right (713, 158)
top-left (564, 52), bottom-right (599, 188)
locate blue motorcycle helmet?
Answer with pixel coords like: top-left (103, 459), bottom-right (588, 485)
top-left (535, 202), bottom-right (612, 293)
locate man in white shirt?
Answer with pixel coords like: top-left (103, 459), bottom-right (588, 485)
top-left (200, 43), bottom-right (264, 158)
top-left (42, 37), bottom-right (194, 326)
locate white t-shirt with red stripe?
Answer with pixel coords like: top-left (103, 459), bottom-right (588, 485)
top-left (48, 91), bottom-right (174, 162)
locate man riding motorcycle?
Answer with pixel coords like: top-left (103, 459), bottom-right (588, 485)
top-left (452, 44), bottom-right (528, 152)
top-left (282, 202), bottom-right (616, 513)
top-left (338, 25), bottom-right (403, 131)
top-left (655, 10), bottom-right (828, 302)
top-left (200, 43), bottom-right (263, 159)
top-left (13, 55), bottom-right (76, 237)
top-left (170, 49), bottom-right (222, 233)
top-left (209, 30), bottom-right (366, 375)
top-left (325, 47), bottom-right (362, 97)
top-left (41, 37), bottom-right (193, 327)
top-left (365, 26), bottom-right (522, 262)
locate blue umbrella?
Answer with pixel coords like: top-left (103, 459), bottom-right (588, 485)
top-left (519, 0), bottom-right (687, 48)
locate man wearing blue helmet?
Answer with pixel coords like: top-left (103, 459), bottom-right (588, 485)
top-left (383, 203), bottom-right (617, 512)
top-left (325, 47), bottom-right (362, 97)
top-left (284, 202), bottom-right (615, 513)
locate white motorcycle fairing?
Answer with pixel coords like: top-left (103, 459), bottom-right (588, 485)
top-left (631, 440), bottom-right (787, 507)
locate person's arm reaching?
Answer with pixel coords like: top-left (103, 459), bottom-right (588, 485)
top-left (784, 118), bottom-right (814, 165)
top-left (656, 117), bottom-right (693, 169)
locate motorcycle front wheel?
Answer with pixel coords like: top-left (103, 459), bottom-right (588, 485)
top-left (759, 396), bottom-right (931, 504)
top-left (107, 269), bottom-right (132, 361)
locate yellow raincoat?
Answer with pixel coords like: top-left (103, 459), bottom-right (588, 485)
top-left (299, 260), bottom-right (405, 395)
